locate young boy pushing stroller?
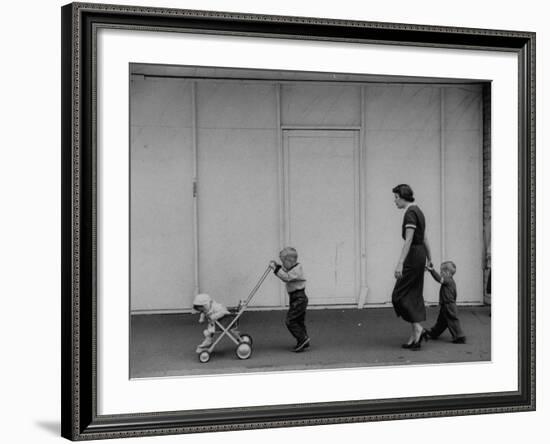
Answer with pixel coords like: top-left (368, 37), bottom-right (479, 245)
top-left (270, 247), bottom-right (311, 352)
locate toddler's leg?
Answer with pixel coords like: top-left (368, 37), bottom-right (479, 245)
top-left (285, 305), bottom-right (301, 342)
top-left (285, 294), bottom-right (308, 343)
top-left (428, 306), bottom-right (448, 339)
top-left (295, 299), bottom-right (308, 341)
top-left (196, 326), bottom-right (214, 352)
top-left (445, 303), bottom-right (466, 342)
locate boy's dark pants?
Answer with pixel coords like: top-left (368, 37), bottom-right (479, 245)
top-left (430, 302), bottom-right (465, 340)
top-left (285, 289), bottom-right (308, 343)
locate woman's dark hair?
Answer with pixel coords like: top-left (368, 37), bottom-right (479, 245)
top-left (392, 184), bottom-right (415, 202)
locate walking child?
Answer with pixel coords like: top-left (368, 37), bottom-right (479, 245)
top-left (270, 247), bottom-right (310, 352)
top-left (424, 261), bottom-right (466, 344)
top-left (192, 293), bottom-right (231, 353)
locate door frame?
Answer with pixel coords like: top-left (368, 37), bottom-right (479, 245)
top-left (280, 129), bottom-right (364, 307)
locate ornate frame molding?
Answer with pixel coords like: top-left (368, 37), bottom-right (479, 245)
top-left (61, 2), bottom-right (535, 440)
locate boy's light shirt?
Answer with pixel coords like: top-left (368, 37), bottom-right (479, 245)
top-left (275, 263), bottom-right (306, 293)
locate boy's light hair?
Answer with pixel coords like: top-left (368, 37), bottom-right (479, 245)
top-left (441, 261), bottom-right (457, 275)
top-left (279, 246), bottom-right (298, 260)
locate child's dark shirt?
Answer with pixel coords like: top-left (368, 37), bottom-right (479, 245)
top-left (429, 269), bottom-right (457, 304)
top-left (439, 277), bottom-right (457, 304)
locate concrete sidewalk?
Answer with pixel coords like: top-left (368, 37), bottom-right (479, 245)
top-left (130, 306), bottom-right (491, 378)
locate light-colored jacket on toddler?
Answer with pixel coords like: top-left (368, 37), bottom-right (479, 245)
top-left (198, 301), bottom-right (230, 324)
top-left (274, 263), bottom-right (306, 293)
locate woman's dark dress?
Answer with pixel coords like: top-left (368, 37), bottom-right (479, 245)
top-left (392, 205), bottom-right (427, 323)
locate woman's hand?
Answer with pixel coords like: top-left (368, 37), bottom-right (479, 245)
top-left (394, 262), bottom-right (403, 279)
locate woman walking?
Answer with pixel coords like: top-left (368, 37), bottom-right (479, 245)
top-left (391, 184), bottom-right (431, 350)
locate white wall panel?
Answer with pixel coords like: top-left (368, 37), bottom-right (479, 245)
top-left (444, 86), bottom-right (484, 303)
top-left (281, 84), bottom-right (361, 126)
top-left (130, 78), bottom-right (195, 311)
top-left (130, 78), bottom-right (484, 311)
top-left (444, 85), bottom-right (483, 130)
top-left (364, 85), bottom-right (442, 305)
top-left (130, 77), bottom-right (194, 128)
top-left (197, 83), bottom-right (280, 307)
top-left (365, 85), bottom-right (441, 131)
top-left (198, 81), bottom-right (277, 129)
top-left (285, 130), bottom-right (359, 305)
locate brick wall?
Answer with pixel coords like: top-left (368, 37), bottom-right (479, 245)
top-left (483, 84), bottom-right (491, 304)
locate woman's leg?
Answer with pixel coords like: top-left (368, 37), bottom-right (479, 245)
top-left (406, 323), bottom-right (416, 345)
top-left (413, 322), bottom-right (424, 342)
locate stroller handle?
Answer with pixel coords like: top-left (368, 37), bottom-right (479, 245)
top-left (241, 265), bottom-right (272, 307)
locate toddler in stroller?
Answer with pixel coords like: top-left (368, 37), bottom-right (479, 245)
top-left (193, 293), bottom-right (230, 352)
top-left (192, 293), bottom-right (252, 363)
top-left (191, 266), bottom-right (271, 363)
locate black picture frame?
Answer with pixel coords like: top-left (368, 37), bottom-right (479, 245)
top-left (61, 2), bottom-right (536, 440)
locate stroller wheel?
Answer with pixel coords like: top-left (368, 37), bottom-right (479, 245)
top-left (198, 350), bottom-right (211, 363)
top-left (235, 343), bottom-right (252, 360)
top-left (240, 334), bottom-right (253, 346)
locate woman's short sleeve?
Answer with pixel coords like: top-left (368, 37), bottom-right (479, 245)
top-left (403, 209), bottom-right (418, 231)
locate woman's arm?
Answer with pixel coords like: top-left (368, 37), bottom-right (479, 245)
top-left (395, 228), bottom-right (414, 279)
top-left (423, 234), bottom-right (432, 264)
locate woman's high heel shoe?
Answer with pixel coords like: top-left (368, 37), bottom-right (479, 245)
top-left (409, 331), bottom-right (428, 351)
top-left (403, 329), bottom-right (429, 349)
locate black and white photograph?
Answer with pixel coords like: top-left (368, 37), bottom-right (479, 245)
top-left (129, 64), bottom-right (492, 378)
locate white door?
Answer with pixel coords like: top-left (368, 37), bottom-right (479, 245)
top-left (283, 130), bottom-right (360, 306)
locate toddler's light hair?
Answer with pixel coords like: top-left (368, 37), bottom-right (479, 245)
top-left (279, 247), bottom-right (298, 260)
top-left (441, 261), bottom-right (457, 275)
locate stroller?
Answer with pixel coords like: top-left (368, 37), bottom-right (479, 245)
top-left (196, 265), bottom-right (272, 363)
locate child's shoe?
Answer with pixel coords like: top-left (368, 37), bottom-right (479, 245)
top-left (452, 336), bottom-right (466, 344)
top-left (196, 338), bottom-right (213, 353)
top-left (424, 328), bottom-right (438, 340)
top-left (421, 329), bottom-right (431, 342)
top-left (293, 337), bottom-right (310, 352)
